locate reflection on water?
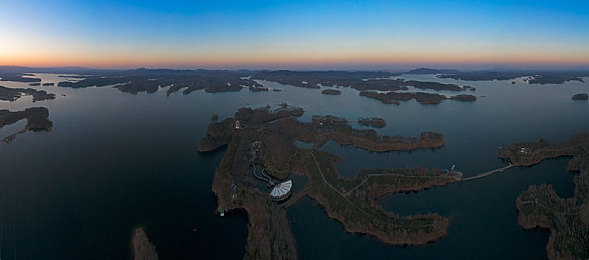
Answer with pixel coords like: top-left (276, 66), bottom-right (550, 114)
top-left (0, 73), bottom-right (587, 259)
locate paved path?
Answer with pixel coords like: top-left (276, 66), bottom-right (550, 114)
top-left (520, 200), bottom-right (580, 215)
top-left (308, 151), bottom-right (437, 228)
top-left (251, 163), bottom-right (274, 185)
top-left (310, 151), bottom-right (346, 197)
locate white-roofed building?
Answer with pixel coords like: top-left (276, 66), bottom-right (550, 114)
top-left (270, 180), bottom-right (292, 201)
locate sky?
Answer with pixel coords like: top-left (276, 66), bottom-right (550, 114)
top-left (1, 0), bottom-right (589, 70)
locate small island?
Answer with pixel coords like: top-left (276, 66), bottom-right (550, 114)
top-left (198, 106), bottom-right (452, 259)
top-left (0, 107), bottom-right (53, 143)
top-left (449, 94), bottom-right (477, 101)
top-left (42, 82), bottom-right (55, 86)
top-left (498, 133), bottom-right (589, 259)
top-left (321, 89), bottom-right (341, 95)
top-left (0, 86), bottom-right (56, 102)
top-left (571, 93), bottom-right (588, 100)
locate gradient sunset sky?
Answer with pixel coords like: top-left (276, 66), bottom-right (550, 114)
top-left (1, 0), bottom-right (588, 69)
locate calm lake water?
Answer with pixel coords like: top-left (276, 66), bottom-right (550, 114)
top-left (0, 73), bottom-right (587, 259)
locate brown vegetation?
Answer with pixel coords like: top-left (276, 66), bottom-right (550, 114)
top-left (321, 89), bottom-right (341, 95)
top-left (359, 91), bottom-right (400, 105)
top-left (502, 133), bottom-right (589, 259)
top-left (449, 94), bottom-right (477, 101)
top-left (497, 133), bottom-right (589, 166)
top-left (358, 117), bottom-right (386, 128)
top-left (199, 106), bottom-right (449, 259)
top-left (360, 91), bottom-right (476, 105)
top-left (304, 151), bottom-right (458, 245)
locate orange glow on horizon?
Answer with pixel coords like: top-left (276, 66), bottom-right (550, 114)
top-left (2, 47), bottom-right (589, 69)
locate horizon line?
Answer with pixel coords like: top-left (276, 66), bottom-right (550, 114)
top-left (3, 63), bottom-right (589, 72)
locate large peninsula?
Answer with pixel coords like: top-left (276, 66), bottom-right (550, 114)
top-left (198, 106), bottom-right (458, 259)
top-left (498, 133), bottom-right (589, 259)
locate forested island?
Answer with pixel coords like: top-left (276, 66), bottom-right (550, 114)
top-left (0, 86), bottom-right (55, 102)
top-left (571, 93), bottom-right (588, 100)
top-left (0, 107), bottom-right (53, 142)
top-left (198, 106), bottom-right (455, 259)
top-left (320, 89), bottom-right (341, 95)
top-left (498, 133), bottom-right (589, 259)
top-left (359, 91), bottom-right (477, 105)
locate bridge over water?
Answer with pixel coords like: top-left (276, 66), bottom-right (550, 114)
top-left (461, 164), bottom-right (514, 181)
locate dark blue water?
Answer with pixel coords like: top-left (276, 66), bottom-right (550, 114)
top-left (0, 73), bottom-right (587, 259)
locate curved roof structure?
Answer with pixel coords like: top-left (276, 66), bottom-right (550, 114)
top-left (270, 180), bottom-right (292, 200)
